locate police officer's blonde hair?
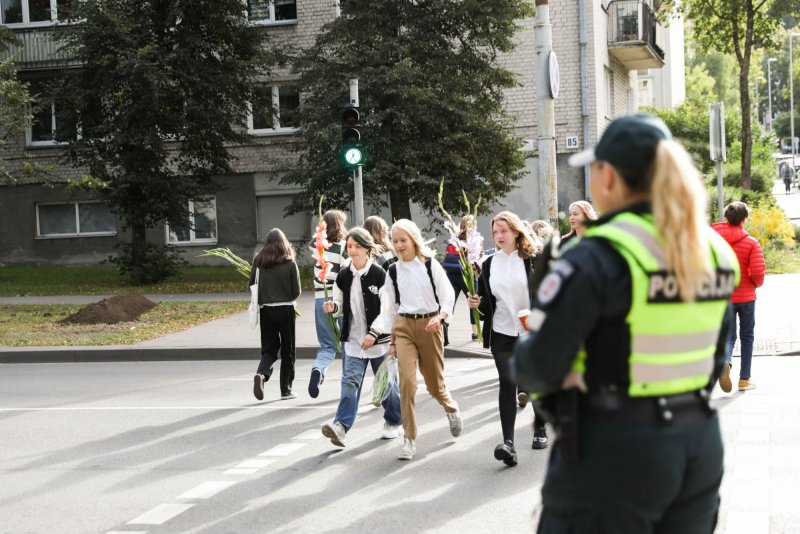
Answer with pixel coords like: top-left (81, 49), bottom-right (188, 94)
top-left (626, 140), bottom-right (710, 302)
top-left (391, 219), bottom-right (435, 261)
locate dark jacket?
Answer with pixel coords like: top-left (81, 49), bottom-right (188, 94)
top-left (476, 253), bottom-right (535, 349)
top-left (249, 260), bottom-right (301, 305)
top-left (334, 263), bottom-right (391, 345)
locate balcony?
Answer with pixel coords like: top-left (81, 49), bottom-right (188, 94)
top-left (607, 0), bottom-right (665, 70)
top-left (0, 28), bottom-right (77, 70)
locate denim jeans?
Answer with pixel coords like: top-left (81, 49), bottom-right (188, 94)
top-left (334, 353), bottom-right (402, 431)
top-left (313, 297), bottom-right (343, 373)
top-left (726, 300), bottom-right (755, 379)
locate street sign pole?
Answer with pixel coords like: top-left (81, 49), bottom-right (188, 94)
top-left (709, 103), bottom-right (726, 222)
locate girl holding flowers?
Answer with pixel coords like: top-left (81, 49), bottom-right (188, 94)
top-left (320, 227), bottom-right (402, 447)
top-left (467, 211), bottom-right (548, 466)
top-left (309, 209), bottom-right (348, 398)
top-left (250, 228), bottom-right (301, 401)
top-left (384, 219), bottom-right (462, 461)
top-left (442, 214), bottom-right (480, 341)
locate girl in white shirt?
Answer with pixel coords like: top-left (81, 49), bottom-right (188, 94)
top-left (384, 219), bottom-right (462, 461)
top-left (320, 228), bottom-right (402, 447)
top-left (469, 211), bottom-right (546, 466)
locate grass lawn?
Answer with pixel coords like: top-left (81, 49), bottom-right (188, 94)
top-left (0, 265), bottom-right (316, 296)
top-left (764, 246), bottom-right (800, 274)
top-left (0, 301), bottom-right (247, 347)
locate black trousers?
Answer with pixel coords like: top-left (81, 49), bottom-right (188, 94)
top-left (491, 331), bottom-right (545, 443)
top-left (537, 408), bottom-right (722, 533)
top-left (257, 305), bottom-right (296, 395)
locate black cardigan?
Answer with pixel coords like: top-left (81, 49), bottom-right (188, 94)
top-left (476, 254), bottom-right (535, 349)
top-left (334, 263), bottom-right (391, 345)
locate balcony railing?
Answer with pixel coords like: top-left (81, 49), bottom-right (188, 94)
top-left (0, 28), bottom-right (77, 70)
top-left (607, 0), bottom-right (665, 70)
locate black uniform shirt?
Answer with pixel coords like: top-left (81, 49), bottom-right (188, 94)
top-left (514, 203), bottom-right (732, 397)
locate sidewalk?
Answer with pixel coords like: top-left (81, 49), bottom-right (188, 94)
top-left (2, 272), bottom-right (798, 362)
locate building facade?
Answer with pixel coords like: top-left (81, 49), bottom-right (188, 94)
top-left (0, 0), bottom-right (672, 266)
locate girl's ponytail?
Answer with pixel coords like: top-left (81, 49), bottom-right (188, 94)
top-left (650, 140), bottom-right (711, 301)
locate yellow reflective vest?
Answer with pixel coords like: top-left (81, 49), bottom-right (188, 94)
top-left (585, 213), bottom-right (740, 397)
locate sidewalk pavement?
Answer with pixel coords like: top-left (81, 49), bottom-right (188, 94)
top-left (2, 271), bottom-right (799, 363)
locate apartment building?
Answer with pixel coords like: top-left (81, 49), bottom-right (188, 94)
top-left (0, 0), bottom-right (672, 266)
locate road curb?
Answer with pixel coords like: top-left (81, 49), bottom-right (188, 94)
top-left (0, 346), bottom-right (492, 364)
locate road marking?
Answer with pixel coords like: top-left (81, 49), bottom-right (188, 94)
top-left (224, 468), bottom-right (258, 475)
top-left (236, 458), bottom-right (277, 469)
top-left (108, 531), bottom-right (147, 534)
top-left (724, 512), bottom-right (769, 534)
top-left (293, 429), bottom-right (324, 440)
top-left (177, 481), bottom-right (237, 500)
top-left (0, 405), bottom-right (331, 412)
top-left (127, 503), bottom-right (194, 525)
top-left (258, 442), bottom-right (306, 457)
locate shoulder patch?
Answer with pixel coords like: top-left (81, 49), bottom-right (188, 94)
top-left (535, 259), bottom-right (576, 308)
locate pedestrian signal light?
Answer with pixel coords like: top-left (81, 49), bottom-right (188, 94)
top-left (341, 104), bottom-right (364, 168)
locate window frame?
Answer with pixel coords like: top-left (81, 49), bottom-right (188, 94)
top-left (247, 83), bottom-right (299, 136)
top-left (165, 198), bottom-right (219, 246)
top-left (26, 78), bottom-right (80, 147)
top-left (246, 0), bottom-right (297, 27)
top-left (1, 0), bottom-right (68, 27)
top-left (35, 200), bottom-right (117, 239)
top-left (604, 68), bottom-right (614, 119)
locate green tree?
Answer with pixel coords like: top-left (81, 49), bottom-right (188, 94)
top-left (666, 0), bottom-right (800, 190)
top-left (773, 110), bottom-right (800, 138)
top-left (281, 0), bottom-right (532, 221)
top-left (0, 28), bottom-right (33, 185)
top-left (53, 0), bottom-right (276, 284)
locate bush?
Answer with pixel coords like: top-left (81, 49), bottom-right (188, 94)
top-left (108, 242), bottom-right (188, 285)
top-left (746, 203), bottom-right (796, 249)
top-left (705, 184), bottom-right (763, 222)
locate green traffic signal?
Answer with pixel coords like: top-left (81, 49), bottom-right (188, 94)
top-left (342, 145), bottom-right (365, 167)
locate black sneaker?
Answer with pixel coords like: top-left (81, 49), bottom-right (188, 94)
top-left (253, 374), bottom-right (264, 401)
top-left (532, 427), bottom-right (548, 450)
top-left (308, 368), bottom-right (323, 398)
top-left (494, 440), bottom-right (518, 467)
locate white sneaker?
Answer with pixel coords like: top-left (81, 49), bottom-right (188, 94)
top-left (446, 410), bottom-right (463, 437)
top-left (321, 421), bottom-right (347, 447)
top-left (397, 438), bottom-right (416, 460)
top-left (380, 422), bottom-right (403, 440)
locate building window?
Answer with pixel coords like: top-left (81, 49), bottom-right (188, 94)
top-left (36, 201), bottom-right (116, 238)
top-left (27, 78), bottom-right (77, 146)
top-left (605, 68), bottom-right (614, 118)
top-left (248, 84), bottom-right (299, 134)
top-left (256, 194), bottom-right (308, 241)
top-left (167, 198), bottom-right (218, 245)
top-left (1, 0), bottom-right (70, 25)
top-left (247, 0), bottom-right (296, 24)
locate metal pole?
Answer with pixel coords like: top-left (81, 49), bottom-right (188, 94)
top-left (716, 160), bottom-right (724, 222)
top-left (767, 58), bottom-right (775, 131)
top-left (789, 33), bottom-right (800, 172)
top-left (535, 0), bottom-right (558, 226)
top-left (349, 78), bottom-right (364, 225)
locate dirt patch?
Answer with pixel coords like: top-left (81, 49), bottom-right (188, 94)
top-left (60, 295), bottom-right (156, 325)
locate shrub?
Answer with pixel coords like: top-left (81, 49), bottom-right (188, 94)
top-left (108, 242), bottom-right (188, 284)
top-left (746, 203), bottom-right (796, 249)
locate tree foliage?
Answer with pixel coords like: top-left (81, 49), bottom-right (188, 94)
top-left (53, 0), bottom-right (276, 284)
top-left (773, 110), bottom-right (800, 138)
top-left (280, 0), bottom-right (533, 221)
top-left (0, 28), bottom-right (34, 185)
top-left (665, 0), bottom-right (800, 189)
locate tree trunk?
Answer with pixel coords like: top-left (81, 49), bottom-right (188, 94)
top-left (740, 62), bottom-right (753, 190)
top-left (389, 185), bottom-right (412, 222)
top-left (130, 219), bottom-right (148, 285)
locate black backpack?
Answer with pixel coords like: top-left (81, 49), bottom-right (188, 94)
top-left (388, 259), bottom-right (450, 346)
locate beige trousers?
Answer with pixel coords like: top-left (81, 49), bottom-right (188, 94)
top-left (393, 316), bottom-right (459, 439)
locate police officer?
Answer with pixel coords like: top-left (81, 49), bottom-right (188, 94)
top-left (514, 114), bottom-right (739, 533)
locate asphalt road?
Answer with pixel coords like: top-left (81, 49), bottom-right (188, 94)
top-left (2, 357), bottom-right (799, 534)
top-left (0, 358), bottom-right (547, 534)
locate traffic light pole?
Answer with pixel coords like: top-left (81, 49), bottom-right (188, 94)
top-left (350, 79), bottom-right (365, 226)
top-left (535, 0), bottom-right (558, 227)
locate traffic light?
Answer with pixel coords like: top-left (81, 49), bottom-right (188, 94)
top-left (341, 104), bottom-right (364, 168)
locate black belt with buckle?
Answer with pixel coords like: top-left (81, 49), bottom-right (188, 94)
top-left (399, 311), bottom-right (439, 319)
top-left (583, 390), bottom-right (714, 425)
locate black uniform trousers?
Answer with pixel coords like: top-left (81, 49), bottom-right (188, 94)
top-left (257, 305), bottom-right (296, 395)
top-left (537, 404), bottom-right (722, 534)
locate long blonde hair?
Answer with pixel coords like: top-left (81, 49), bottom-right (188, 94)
top-left (391, 219), bottom-right (434, 260)
top-left (649, 140), bottom-right (711, 301)
top-left (491, 211), bottom-right (541, 259)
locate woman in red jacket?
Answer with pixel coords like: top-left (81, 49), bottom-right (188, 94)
top-left (711, 201), bottom-right (766, 392)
